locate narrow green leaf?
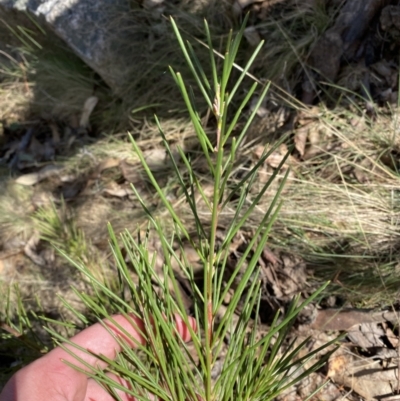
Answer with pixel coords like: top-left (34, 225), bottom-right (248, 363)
top-left (170, 17), bottom-right (213, 109)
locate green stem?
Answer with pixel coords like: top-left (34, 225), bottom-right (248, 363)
top-left (205, 92), bottom-right (225, 401)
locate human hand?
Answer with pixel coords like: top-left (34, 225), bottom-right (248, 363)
top-left (0, 314), bottom-right (196, 401)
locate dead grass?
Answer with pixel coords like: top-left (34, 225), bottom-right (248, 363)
top-left (245, 108), bottom-right (400, 304)
top-left (0, 182), bottom-right (35, 242)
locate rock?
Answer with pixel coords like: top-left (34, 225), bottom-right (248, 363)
top-left (0, 0), bottom-right (135, 96)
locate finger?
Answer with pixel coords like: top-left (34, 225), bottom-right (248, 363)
top-left (51, 313), bottom-right (196, 372)
top-left (85, 374), bottom-right (136, 401)
top-left (0, 314), bottom-right (196, 401)
top-left (85, 373), bottom-right (161, 401)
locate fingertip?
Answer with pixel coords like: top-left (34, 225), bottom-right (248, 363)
top-left (188, 316), bottom-right (197, 332)
top-left (174, 314), bottom-right (197, 342)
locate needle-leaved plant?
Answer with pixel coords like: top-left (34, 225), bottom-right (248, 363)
top-left (48, 16), bottom-right (337, 401)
